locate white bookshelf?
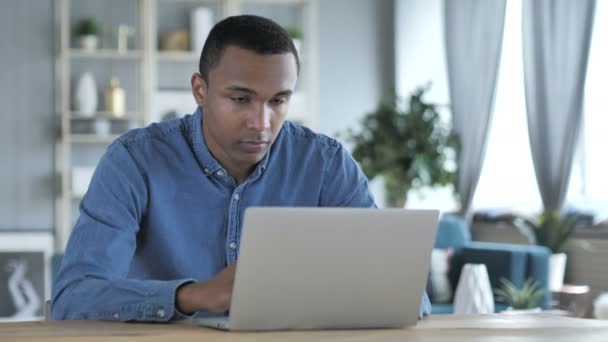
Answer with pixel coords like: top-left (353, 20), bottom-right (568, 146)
top-left (68, 49), bottom-right (145, 60)
top-left (54, 0), bottom-right (319, 251)
top-left (54, 0), bottom-right (152, 251)
top-left (157, 51), bottom-right (200, 62)
top-left (70, 111), bottom-right (141, 118)
top-left (68, 134), bottom-right (123, 144)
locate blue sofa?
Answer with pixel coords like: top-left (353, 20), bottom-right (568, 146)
top-left (431, 214), bottom-right (551, 314)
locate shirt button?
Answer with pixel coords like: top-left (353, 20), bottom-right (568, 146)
top-left (217, 170), bottom-right (224, 177)
top-left (233, 193), bottom-right (240, 201)
top-left (203, 168), bottom-right (209, 174)
top-left (157, 309), bottom-right (165, 318)
top-left (229, 242), bottom-right (237, 250)
top-left (112, 313), bottom-right (119, 320)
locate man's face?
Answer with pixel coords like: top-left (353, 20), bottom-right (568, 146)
top-left (192, 46), bottom-right (298, 177)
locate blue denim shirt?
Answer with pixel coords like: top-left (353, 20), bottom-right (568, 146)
top-left (51, 107), bottom-right (431, 321)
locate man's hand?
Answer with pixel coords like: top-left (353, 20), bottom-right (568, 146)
top-left (176, 263), bottom-right (236, 314)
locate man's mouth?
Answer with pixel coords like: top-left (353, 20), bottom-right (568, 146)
top-left (239, 140), bottom-right (269, 153)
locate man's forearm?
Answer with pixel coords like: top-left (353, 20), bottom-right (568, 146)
top-left (51, 277), bottom-right (193, 321)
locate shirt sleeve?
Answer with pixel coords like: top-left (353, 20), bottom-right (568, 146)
top-left (419, 291), bottom-right (432, 318)
top-left (319, 143), bottom-right (377, 207)
top-left (320, 142), bottom-right (432, 320)
top-left (51, 142), bottom-right (194, 322)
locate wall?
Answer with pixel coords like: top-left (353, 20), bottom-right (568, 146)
top-left (319, 0), bottom-right (395, 206)
top-left (318, 0), bottom-right (395, 138)
top-left (0, 0), bottom-right (55, 231)
top-left (395, 0), bottom-right (448, 109)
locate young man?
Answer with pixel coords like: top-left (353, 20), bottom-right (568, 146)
top-left (51, 15), bottom-right (431, 321)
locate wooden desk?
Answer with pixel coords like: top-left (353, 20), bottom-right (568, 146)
top-left (1, 313), bottom-right (607, 341)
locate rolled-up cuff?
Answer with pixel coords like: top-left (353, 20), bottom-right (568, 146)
top-left (169, 279), bottom-right (197, 321)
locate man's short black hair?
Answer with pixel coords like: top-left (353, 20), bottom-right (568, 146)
top-left (198, 15), bottom-right (300, 84)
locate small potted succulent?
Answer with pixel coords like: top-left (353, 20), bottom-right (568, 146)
top-left (494, 277), bottom-right (545, 312)
top-left (74, 17), bottom-right (100, 51)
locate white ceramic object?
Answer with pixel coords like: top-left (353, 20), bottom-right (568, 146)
top-left (79, 35), bottom-right (98, 51)
top-left (116, 24), bottom-right (134, 53)
top-left (74, 72), bottom-right (98, 117)
top-left (104, 77), bottom-right (125, 117)
top-left (502, 307), bottom-right (542, 314)
top-left (190, 7), bottom-right (213, 53)
top-left (594, 293), bottom-right (608, 320)
top-left (549, 253), bottom-right (567, 292)
top-left (71, 167), bottom-right (95, 196)
top-left (453, 263), bottom-right (495, 314)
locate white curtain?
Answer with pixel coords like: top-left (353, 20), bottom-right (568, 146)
top-left (522, 0), bottom-right (596, 211)
top-left (443, 0), bottom-right (507, 217)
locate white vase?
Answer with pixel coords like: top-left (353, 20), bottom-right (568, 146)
top-left (79, 35), bottom-right (98, 51)
top-left (593, 293), bottom-right (608, 319)
top-left (74, 72), bottom-right (98, 117)
top-left (549, 253), bottom-right (567, 292)
top-left (453, 264), bottom-right (495, 314)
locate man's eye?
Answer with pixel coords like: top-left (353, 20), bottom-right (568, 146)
top-left (270, 97), bottom-right (287, 106)
top-left (231, 97), bottom-right (248, 104)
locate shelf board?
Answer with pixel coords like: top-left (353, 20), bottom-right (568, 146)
top-left (157, 51), bottom-right (200, 63)
top-left (70, 112), bottom-right (139, 120)
top-left (68, 49), bottom-right (144, 60)
top-left (242, 0), bottom-right (307, 5)
top-left (70, 192), bottom-right (85, 200)
top-left (68, 134), bottom-right (121, 144)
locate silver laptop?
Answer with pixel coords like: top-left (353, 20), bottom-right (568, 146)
top-left (190, 207), bottom-right (438, 331)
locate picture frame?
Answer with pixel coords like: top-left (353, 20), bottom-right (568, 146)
top-left (0, 231), bottom-right (53, 322)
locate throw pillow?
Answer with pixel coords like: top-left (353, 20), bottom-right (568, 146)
top-left (429, 248), bottom-right (454, 303)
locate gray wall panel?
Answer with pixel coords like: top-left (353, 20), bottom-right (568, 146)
top-left (0, 0), bottom-right (55, 230)
top-left (318, 0), bottom-right (395, 137)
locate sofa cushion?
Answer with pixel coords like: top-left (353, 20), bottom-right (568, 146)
top-left (430, 303), bottom-right (454, 314)
top-left (428, 248), bottom-right (454, 303)
top-left (435, 214), bottom-right (471, 249)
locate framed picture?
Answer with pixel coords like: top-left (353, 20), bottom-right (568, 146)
top-left (151, 90), bottom-right (197, 123)
top-left (0, 232), bottom-right (53, 322)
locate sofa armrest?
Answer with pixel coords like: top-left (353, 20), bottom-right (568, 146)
top-left (458, 241), bottom-right (528, 290)
top-left (453, 242), bottom-right (551, 309)
top-left (519, 244), bottom-right (551, 308)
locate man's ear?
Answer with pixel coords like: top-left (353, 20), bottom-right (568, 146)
top-left (191, 73), bottom-right (207, 108)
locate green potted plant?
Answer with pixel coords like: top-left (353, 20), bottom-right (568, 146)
top-left (285, 26), bottom-right (303, 55)
top-left (74, 17), bottom-right (100, 51)
top-left (494, 277), bottom-right (545, 311)
top-left (342, 85), bottom-right (460, 207)
top-left (511, 210), bottom-right (589, 291)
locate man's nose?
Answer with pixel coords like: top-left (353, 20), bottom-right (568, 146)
top-left (246, 103), bottom-right (271, 131)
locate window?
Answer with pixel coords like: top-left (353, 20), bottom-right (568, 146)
top-left (397, 0), bottom-right (607, 216)
top-left (472, 0), bottom-right (541, 213)
top-left (567, 0), bottom-right (608, 216)
top-left (474, 0), bottom-right (608, 216)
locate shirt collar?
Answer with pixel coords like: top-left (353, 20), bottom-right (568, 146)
top-left (189, 106), bottom-right (272, 179)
